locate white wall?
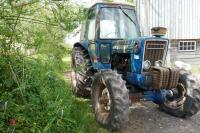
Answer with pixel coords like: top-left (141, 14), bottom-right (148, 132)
top-left (136, 0), bottom-right (200, 39)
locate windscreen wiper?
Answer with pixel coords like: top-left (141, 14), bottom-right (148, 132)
top-left (119, 6), bottom-right (137, 27)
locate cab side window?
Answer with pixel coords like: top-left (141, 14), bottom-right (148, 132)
top-left (85, 8), bottom-right (96, 40)
top-left (80, 22), bottom-right (86, 41)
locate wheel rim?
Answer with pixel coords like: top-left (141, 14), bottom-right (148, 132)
top-left (96, 83), bottom-right (112, 124)
top-left (100, 88), bottom-right (111, 111)
top-left (164, 83), bottom-right (187, 109)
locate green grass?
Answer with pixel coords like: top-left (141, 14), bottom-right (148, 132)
top-left (62, 55), bottom-right (72, 71)
top-left (69, 98), bottom-right (109, 133)
top-left (61, 54), bottom-right (109, 133)
top-left (0, 53), bottom-right (109, 133)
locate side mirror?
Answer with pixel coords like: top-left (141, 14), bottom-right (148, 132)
top-left (151, 27), bottom-right (167, 37)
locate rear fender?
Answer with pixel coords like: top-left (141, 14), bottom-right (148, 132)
top-left (73, 42), bottom-right (97, 70)
top-left (73, 42), bottom-right (111, 70)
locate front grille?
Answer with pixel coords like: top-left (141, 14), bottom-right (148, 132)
top-left (151, 67), bottom-right (180, 90)
top-left (144, 40), bottom-right (167, 65)
top-left (151, 67), bottom-right (170, 89)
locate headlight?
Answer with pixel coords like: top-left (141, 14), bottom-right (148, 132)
top-left (155, 60), bottom-right (162, 67)
top-left (143, 60), bottom-right (151, 70)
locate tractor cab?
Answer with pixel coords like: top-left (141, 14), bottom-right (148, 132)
top-left (79, 3), bottom-right (140, 69)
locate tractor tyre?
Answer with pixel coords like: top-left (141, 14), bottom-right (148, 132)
top-left (159, 69), bottom-right (200, 118)
top-left (71, 46), bottom-right (93, 98)
top-left (92, 70), bottom-right (130, 131)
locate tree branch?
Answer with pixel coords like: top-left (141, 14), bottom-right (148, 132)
top-left (1, 16), bottom-right (58, 26)
top-left (12, 0), bottom-right (40, 8)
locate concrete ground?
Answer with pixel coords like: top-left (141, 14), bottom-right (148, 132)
top-left (117, 102), bottom-right (200, 133)
top-left (117, 74), bottom-right (200, 133)
top-left (65, 70), bottom-right (200, 133)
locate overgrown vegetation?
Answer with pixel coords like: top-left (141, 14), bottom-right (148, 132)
top-left (0, 1), bottom-right (107, 132)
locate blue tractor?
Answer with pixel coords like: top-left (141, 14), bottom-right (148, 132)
top-left (71, 2), bottom-right (200, 131)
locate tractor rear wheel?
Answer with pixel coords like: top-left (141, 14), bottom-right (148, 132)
top-left (71, 46), bottom-right (93, 98)
top-left (92, 70), bottom-right (130, 131)
top-left (159, 70), bottom-right (200, 118)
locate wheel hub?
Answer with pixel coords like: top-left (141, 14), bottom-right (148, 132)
top-left (96, 85), bottom-right (112, 123)
top-left (165, 83), bottom-right (186, 109)
top-left (99, 88), bottom-right (111, 111)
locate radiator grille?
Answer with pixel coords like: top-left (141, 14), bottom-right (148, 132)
top-left (151, 67), bottom-right (180, 90)
top-left (144, 41), bottom-right (167, 65)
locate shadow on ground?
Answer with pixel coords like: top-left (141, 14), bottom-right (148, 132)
top-left (117, 102), bottom-right (200, 133)
top-left (64, 64), bottom-right (200, 133)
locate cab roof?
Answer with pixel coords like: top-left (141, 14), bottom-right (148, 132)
top-left (90, 2), bottom-right (135, 9)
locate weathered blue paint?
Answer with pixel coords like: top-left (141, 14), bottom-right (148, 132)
top-left (144, 89), bottom-right (167, 104)
top-left (73, 3), bottom-right (170, 104)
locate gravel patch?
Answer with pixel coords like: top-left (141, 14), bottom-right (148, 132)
top-left (117, 102), bottom-right (200, 133)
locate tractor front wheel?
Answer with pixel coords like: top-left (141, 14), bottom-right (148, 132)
top-left (159, 70), bottom-right (200, 118)
top-left (92, 70), bottom-right (130, 131)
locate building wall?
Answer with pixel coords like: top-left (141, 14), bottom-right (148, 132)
top-left (170, 39), bottom-right (200, 65)
top-left (136, 0), bottom-right (200, 65)
top-left (136, 0), bottom-right (200, 39)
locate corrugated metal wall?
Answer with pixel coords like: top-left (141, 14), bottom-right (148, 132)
top-left (136, 0), bottom-right (200, 39)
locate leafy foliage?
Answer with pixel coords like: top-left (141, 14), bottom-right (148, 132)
top-left (0, 0), bottom-right (107, 132)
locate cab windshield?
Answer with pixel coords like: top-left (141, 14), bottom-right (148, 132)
top-left (100, 7), bottom-right (140, 39)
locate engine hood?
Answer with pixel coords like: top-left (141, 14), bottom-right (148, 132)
top-left (112, 36), bottom-right (169, 53)
top-left (112, 36), bottom-right (169, 74)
